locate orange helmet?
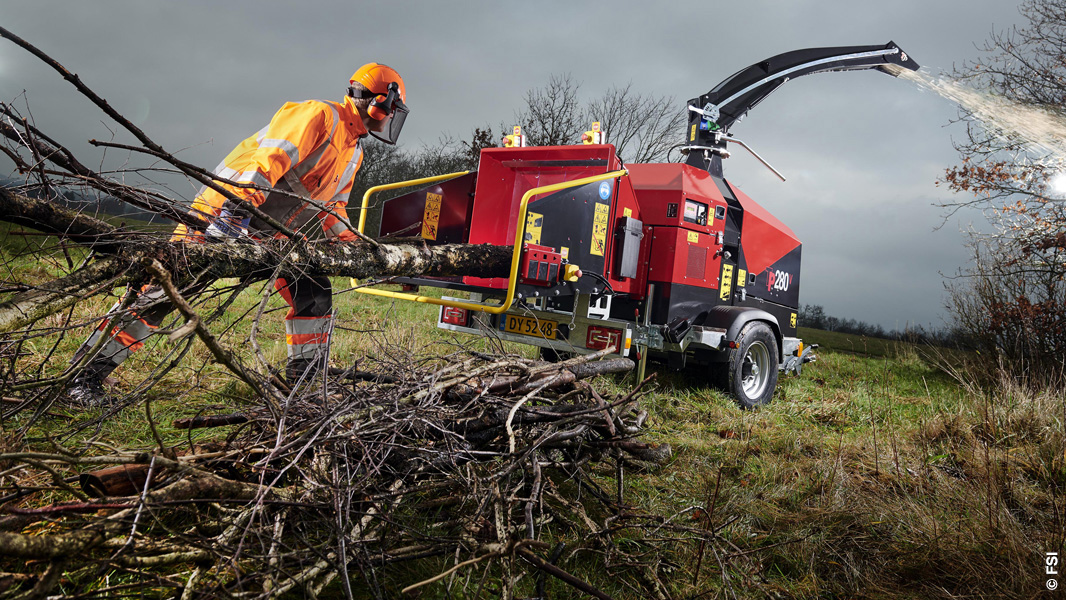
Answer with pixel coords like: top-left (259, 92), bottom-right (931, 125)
top-left (348, 63), bottom-right (408, 144)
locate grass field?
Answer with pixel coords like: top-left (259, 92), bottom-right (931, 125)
top-left (2, 223), bottom-right (1064, 599)
top-left (797, 326), bottom-right (910, 358)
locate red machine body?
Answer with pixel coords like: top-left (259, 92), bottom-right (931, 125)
top-left (371, 41), bottom-right (918, 407)
top-left (378, 145), bottom-right (804, 350)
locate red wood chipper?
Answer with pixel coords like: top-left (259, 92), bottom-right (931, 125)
top-left (355, 42), bottom-right (918, 407)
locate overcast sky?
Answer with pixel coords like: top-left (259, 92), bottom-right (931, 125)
top-left (1, 1), bottom-right (1029, 330)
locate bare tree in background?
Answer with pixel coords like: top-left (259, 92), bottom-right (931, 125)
top-left (939, 0), bottom-right (1066, 384)
top-left (942, 0), bottom-right (1066, 241)
top-left (586, 82), bottom-right (684, 163)
top-left (515, 74), bottom-right (587, 147)
top-left (514, 75), bottom-right (683, 162)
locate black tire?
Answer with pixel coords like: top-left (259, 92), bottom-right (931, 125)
top-left (724, 321), bottom-right (779, 408)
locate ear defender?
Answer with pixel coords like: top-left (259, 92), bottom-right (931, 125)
top-left (367, 96), bottom-right (390, 120)
top-left (367, 82), bottom-right (401, 121)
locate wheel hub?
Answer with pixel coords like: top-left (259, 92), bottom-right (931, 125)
top-left (740, 341), bottom-right (771, 400)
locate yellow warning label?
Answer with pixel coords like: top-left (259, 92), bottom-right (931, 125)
top-left (690, 124), bottom-right (697, 141)
top-left (738, 269), bottom-right (747, 287)
top-left (790, 313), bottom-right (797, 328)
top-left (591, 202), bottom-right (609, 256)
top-left (560, 246), bottom-right (569, 260)
top-left (525, 211), bottom-right (543, 245)
top-left (623, 207), bottom-right (632, 218)
top-left (719, 264), bottom-right (734, 301)
top-left (687, 231), bottom-right (699, 244)
top-left (421, 192), bottom-right (442, 240)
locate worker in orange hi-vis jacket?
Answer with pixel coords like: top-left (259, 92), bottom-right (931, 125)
top-left (67, 63), bottom-right (408, 406)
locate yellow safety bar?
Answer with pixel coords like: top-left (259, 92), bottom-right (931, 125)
top-left (355, 169), bottom-right (628, 315)
top-left (357, 171), bottom-right (471, 234)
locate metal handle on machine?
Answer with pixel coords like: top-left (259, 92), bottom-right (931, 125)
top-left (354, 169), bottom-right (629, 315)
top-left (357, 171), bottom-right (471, 234)
top-left (681, 134), bottom-right (787, 182)
top-left (724, 136), bottom-right (786, 181)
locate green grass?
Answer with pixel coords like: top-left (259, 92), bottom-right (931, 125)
top-left (618, 344), bottom-right (1062, 599)
top-left (799, 326), bottom-right (912, 358)
top-left (2, 224), bottom-right (1063, 599)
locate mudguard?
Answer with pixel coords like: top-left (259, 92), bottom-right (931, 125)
top-left (702, 305), bottom-right (782, 361)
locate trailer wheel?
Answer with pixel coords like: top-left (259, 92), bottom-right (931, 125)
top-left (724, 322), bottom-right (778, 408)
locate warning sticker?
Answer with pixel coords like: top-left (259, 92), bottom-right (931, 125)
top-left (525, 211), bottom-right (543, 245)
top-left (623, 207), bottom-right (632, 218)
top-left (738, 269), bottom-right (747, 288)
top-left (687, 231), bottom-right (699, 244)
top-left (591, 202), bottom-right (609, 256)
top-left (719, 264), bottom-right (733, 301)
top-left (421, 192), bottom-right (442, 240)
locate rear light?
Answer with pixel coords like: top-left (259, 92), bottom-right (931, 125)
top-left (441, 306), bottom-right (469, 327)
top-left (587, 325), bottom-right (623, 352)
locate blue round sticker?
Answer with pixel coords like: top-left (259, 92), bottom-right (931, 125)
top-left (598, 181), bottom-right (612, 200)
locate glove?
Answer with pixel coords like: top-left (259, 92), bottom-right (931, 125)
top-left (205, 210), bottom-right (250, 238)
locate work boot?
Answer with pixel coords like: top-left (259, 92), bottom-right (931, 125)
top-left (67, 361), bottom-right (115, 407)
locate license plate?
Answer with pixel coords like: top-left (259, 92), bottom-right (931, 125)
top-left (502, 314), bottom-right (557, 339)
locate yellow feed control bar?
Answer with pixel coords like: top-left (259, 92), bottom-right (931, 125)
top-left (355, 169), bottom-right (629, 315)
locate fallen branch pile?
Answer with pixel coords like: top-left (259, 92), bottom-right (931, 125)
top-left (0, 350), bottom-right (691, 599)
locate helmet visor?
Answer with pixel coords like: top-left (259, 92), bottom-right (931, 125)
top-left (370, 100), bottom-right (408, 145)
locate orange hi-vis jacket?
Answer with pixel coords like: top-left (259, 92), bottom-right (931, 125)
top-left (172, 98), bottom-right (367, 242)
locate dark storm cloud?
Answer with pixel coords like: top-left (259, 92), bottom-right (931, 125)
top-left (0, 1), bottom-right (1027, 328)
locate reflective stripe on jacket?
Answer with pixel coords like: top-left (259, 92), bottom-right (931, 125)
top-left (173, 98), bottom-right (366, 242)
